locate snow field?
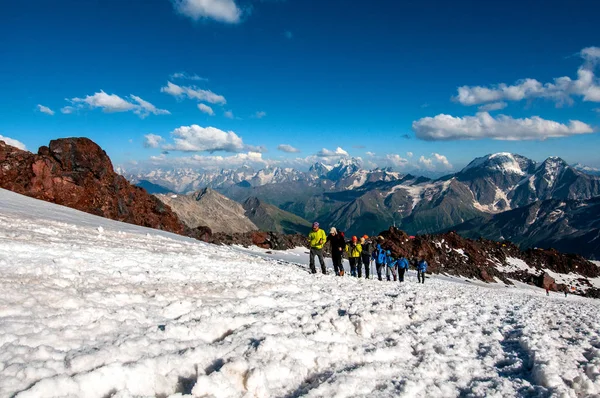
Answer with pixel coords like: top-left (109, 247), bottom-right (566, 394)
top-left (1, 189), bottom-right (600, 397)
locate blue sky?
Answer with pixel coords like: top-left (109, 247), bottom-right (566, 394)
top-left (1, 0), bottom-right (600, 173)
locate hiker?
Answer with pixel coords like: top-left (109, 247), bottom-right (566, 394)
top-left (328, 227), bottom-right (346, 276)
top-left (397, 256), bottom-right (409, 282)
top-left (385, 251), bottom-right (397, 281)
top-left (346, 236), bottom-right (362, 277)
top-left (308, 222), bottom-right (327, 274)
top-left (359, 235), bottom-right (372, 278)
top-left (417, 258), bottom-right (428, 284)
top-left (372, 237), bottom-right (387, 281)
top-left (546, 287), bottom-right (550, 296)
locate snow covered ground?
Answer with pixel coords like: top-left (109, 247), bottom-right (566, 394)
top-left (1, 188), bottom-right (600, 398)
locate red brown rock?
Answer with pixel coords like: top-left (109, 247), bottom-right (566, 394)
top-left (0, 138), bottom-right (185, 235)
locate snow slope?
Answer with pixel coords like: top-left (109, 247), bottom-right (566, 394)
top-left (1, 188), bottom-right (600, 398)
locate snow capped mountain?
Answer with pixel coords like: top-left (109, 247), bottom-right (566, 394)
top-left (122, 158), bottom-right (402, 193)
top-left (463, 153), bottom-right (536, 176)
top-left (307, 161), bottom-right (333, 177)
top-left (573, 163), bottom-right (600, 176)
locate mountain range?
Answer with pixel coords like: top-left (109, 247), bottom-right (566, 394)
top-left (123, 153), bottom-right (600, 258)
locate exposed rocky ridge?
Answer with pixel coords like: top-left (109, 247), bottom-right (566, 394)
top-left (242, 197), bottom-right (312, 235)
top-left (0, 139), bottom-right (185, 234)
top-left (187, 226), bottom-right (308, 251)
top-left (377, 227), bottom-right (600, 297)
top-left (155, 188), bottom-right (258, 234)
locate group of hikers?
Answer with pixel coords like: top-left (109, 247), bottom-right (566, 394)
top-left (307, 222), bottom-right (428, 283)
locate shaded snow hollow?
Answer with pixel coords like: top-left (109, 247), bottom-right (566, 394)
top-left (1, 189), bottom-right (600, 397)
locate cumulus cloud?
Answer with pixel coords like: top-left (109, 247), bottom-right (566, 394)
top-left (277, 144), bottom-right (300, 153)
top-left (454, 47), bottom-right (600, 106)
top-left (406, 151), bottom-right (414, 158)
top-left (130, 95), bottom-right (171, 118)
top-left (224, 110), bottom-right (234, 119)
top-left (478, 101), bottom-right (507, 112)
top-left (37, 104), bottom-right (54, 115)
top-left (366, 151), bottom-right (376, 157)
top-left (0, 134), bottom-right (27, 150)
top-left (144, 134), bottom-right (164, 149)
top-left (149, 152), bottom-right (268, 170)
top-left (61, 106), bottom-right (75, 114)
top-left (198, 103), bottom-right (215, 116)
top-left (412, 112), bottom-right (594, 141)
top-left (418, 153), bottom-right (453, 170)
top-left (172, 0), bottom-right (242, 23)
top-left (69, 91), bottom-right (170, 117)
top-left (170, 72), bottom-right (208, 81)
top-left (254, 111), bottom-right (267, 119)
top-left (161, 81), bottom-right (226, 105)
top-left (316, 147), bottom-right (349, 158)
top-left (386, 154), bottom-right (409, 168)
top-left (162, 124), bottom-right (248, 153)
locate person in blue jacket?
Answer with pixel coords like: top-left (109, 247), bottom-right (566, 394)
top-left (371, 240), bottom-right (387, 281)
top-left (417, 258), bottom-right (428, 284)
top-left (385, 250), bottom-right (397, 281)
top-left (397, 256), bottom-right (410, 282)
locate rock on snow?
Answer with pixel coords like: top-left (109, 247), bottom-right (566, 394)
top-left (0, 188), bottom-right (599, 398)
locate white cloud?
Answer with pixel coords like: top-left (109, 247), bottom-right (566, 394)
top-left (316, 147), bottom-right (349, 158)
top-left (386, 154), bottom-right (409, 168)
top-left (406, 151), bottom-right (413, 158)
top-left (254, 111), bottom-right (267, 119)
top-left (198, 103), bottom-right (215, 116)
top-left (161, 81), bottom-right (226, 104)
top-left (366, 151), bottom-right (375, 157)
top-left (37, 104), bottom-right (54, 115)
top-left (69, 91), bottom-right (169, 117)
top-left (149, 152), bottom-right (268, 170)
top-left (454, 47), bottom-right (600, 106)
top-left (478, 101), bottom-right (507, 112)
top-left (130, 95), bottom-right (171, 118)
top-left (0, 135), bottom-right (27, 150)
top-left (417, 153), bottom-right (453, 171)
top-left (224, 110), bottom-right (234, 119)
top-left (144, 134), bottom-right (164, 148)
top-left (412, 112), bottom-right (594, 141)
top-left (163, 124), bottom-right (246, 152)
top-left (418, 156), bottom-right (433, 170)
top-left (61, 106), bottom-right (75, 114)
top-left (71, 91), bottom-right (135, 112)
top-left (170, 72), bottom-right (208, 81)
top-left (277, 144), bottom-right (300, 153)
top-left (172, 0), bottom-right (242, 23)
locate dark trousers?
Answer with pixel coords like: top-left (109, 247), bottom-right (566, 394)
top-left (349, 257), bottom-right (359, 277)
top-left (376, 263), bottom-right (384, 281)
top-left (417, 270), bottom-right (425, 283)
top-left (332, 253), bottom-right (343, 276)
top-left (310, 247), bottom-right (326, 274)
top-left (398, 268), bottom-right (406, 282)
top-left (359, 254), bottom-right (370, 278)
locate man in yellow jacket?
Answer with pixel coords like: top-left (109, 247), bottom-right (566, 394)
top-left (308, 221), bottom-right (327, 274)
top-left (346, 236), bottom-right (362, 277)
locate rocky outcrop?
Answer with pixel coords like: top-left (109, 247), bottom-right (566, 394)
top-left (377, 227), bottom-right (599, 297)
top-left (0, 138), bottom-right (185, 234)
top-left (155, 188), bottom-right (258, 234)
top-left (191, 227), bottom-right (308, 251)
